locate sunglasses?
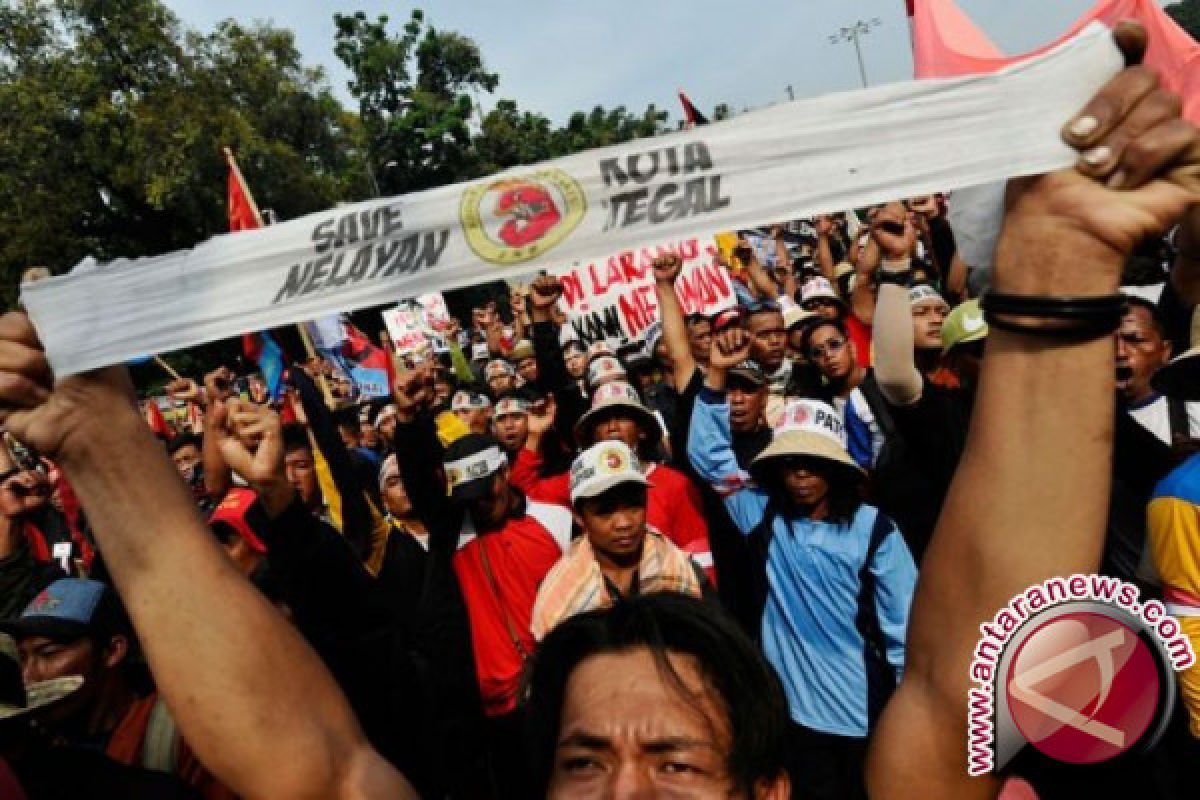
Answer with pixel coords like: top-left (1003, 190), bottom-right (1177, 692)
top-left (808, 337), bottom-right (847, 360)
top-left (802, 298), bottom-right (839, 312)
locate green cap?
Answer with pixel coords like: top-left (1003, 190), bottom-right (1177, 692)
top-left (941, 298), bottom-right (988, 353)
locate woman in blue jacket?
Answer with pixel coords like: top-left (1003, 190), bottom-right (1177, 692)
top-left (688, 325), bottom-right (917, 800)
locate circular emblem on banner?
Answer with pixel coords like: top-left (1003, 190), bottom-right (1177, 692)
top-left (460, 169), bottom-right (586, 264)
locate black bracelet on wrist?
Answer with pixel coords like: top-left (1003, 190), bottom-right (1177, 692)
top-left (981, 291), bottom-right (1127, 339)
top-left (876, 271), bottom-right (912, 288)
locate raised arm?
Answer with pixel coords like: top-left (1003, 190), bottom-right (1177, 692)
top-left (734, 236), bottom-right (781, 300)
top-left (872, 279), bottom-right (924, 407)
top-left (868, 31), bottom-right (1200, 798)
top-left (0, 317), bottom-right (413, 800)
top-left (652, 253), bottom-right (698, 390)
top-left (687, 328), bottom-right (770, 534)
top-left (814, 215), bottom-right (839, 283)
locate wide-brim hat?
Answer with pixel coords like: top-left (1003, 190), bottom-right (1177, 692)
top-left (574, 382), bottom-right (661, 447)
top-left (751, 430), bottom-right (864, 475)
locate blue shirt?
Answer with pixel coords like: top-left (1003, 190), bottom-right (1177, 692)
top-left (688, 388), bottom-right (917, 736)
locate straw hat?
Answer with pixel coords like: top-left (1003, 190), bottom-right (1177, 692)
top-left (575, 381), bottom-right (660, 447)
top-left (751, 398), bottom-right (863, 474)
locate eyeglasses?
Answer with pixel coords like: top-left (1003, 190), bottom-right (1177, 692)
top-left (808, 337), bottom-right (847, 360)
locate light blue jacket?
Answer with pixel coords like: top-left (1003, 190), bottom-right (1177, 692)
top-left (689, 388), bottom-right (916, 736)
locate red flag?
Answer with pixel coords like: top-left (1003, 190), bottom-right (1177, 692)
top-left (677, 90), bottom-right (709, 127)
top-left (142, 399), bottom-right (172, 438)
top-left (224, 147), bottom-right (263, 232)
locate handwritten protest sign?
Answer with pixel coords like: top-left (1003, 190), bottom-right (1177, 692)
top-left (556, 236), bottom-right (737, 345)
top-left (381, 309), bottom-right (428, 354)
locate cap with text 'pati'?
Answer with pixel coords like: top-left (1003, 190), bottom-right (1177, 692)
top-left (751, 398), bottom-right (862, 474)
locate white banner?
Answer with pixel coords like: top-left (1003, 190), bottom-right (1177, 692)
top-left (557, 236), bottom-right (737, 345)
top-left (22, 25), bottom-right (1122, 375)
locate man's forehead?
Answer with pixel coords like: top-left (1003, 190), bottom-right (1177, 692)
top-left (560, 649), bottom-right (730, 747)
top-left (746, 311), bottom-right (784, 330)
top-left (19, 634), bottom-right (84, 651)
top-left (1121, 304), bottom-right (1159, 329)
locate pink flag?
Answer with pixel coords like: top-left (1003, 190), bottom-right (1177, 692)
top-left (911, 0), bottom-right (1200, 122)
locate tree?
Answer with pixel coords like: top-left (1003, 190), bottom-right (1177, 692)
top-left (0, 0), bottom-right (364, 307)
top-left (334, 9), bottom-right (498, 195)
top-left (1166, 0), bottom-right (1200, 42)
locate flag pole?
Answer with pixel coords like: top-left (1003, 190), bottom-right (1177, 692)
top-left (296, 322), bottom-right (336, 408)
top-left (153, 355), bottom-right (182, 382)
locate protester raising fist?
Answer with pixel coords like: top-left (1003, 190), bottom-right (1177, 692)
top-left (709, 327), bottom-right (752, 371)
top-left (871, 202), bottom-right (918, 261)
top-left (528, 274), bottom-right (563, 323)
top-left (210, 399), bottom-right (292, 517)
top-left (652, 252), bottom-right (683, 285)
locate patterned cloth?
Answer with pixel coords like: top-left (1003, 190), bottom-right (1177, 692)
top-left (531, 529), bottom-right (702, 640)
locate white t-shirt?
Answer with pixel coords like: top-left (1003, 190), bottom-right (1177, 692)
top-left (1128, 395), bottom-right (1200, 445)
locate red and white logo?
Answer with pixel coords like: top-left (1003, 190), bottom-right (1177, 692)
top-left (1006, 611), bottom-right (1160, 764)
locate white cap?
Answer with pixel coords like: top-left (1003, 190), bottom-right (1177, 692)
top-left (587, 355), bottom-right (626, 388)
top-left (569, 441), bottom-right (648, 504)
top-left (451, 390), bottom-right (492, 411)
top-left (800, 276), bottom-right (842, 305)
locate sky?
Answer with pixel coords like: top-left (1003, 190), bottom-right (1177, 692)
top-left (164, 0), bottom-right (1169, 124)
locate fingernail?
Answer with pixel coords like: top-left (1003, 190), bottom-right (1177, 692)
top-left (1082, 145), bottom-right (1112, 167)
top-left (1070, 115), bottom-right (1099, 138)
top-left (1107, 170), bottom-right (1127, 189)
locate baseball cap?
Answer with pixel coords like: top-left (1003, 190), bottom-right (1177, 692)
top-left (728, 361), bottom-right (767, 389)
top-left (569, 441), bottom-right (648, 504)
top-left (751, 398), bottom-right (863, 474)
top-left (0, 579), bottom-right (129, 643)
top-left (0, 633), bottom-right (83, 728)
top-left (941, 298), bottom-right (989, 353)
top-left (494, 395), bottom-right (530, 418)
top-left (800, 276), bottom-right (844, 307)
top-left (909, 284), bottom-right (948, 309)
top-left (509, 340), bottom-right (535, 362)
top-left (452, 389), bottom-right (492, 412)
top-left (575, 381), bottom-right (660, 447)
top-left (586, 355), bottom-right (627, 389)
top-left (209, 488), bottom-right (269, 555)
top-left (484, 359), bottom-right (516, 380)
top-left (443, 434), bottom-right (508, 501)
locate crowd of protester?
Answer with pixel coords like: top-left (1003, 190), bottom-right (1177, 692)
top-left (4, 23), bottom-right (1200, 800)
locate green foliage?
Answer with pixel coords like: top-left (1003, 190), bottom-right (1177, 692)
top-left (1166, 1), bottom-right (1200, 41)
top-left (0, 0), bottom-right (366, 307)
top-left (334, 9), bottom-right (498, 194)
top-left (1, 1), bottom-right (725, 383)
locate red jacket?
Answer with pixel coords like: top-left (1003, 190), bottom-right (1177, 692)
top-left (452, 501), bottom-right (571, 716)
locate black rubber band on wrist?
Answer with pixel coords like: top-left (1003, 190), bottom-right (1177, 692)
top-left (981, 290), bottom-right (1126, 339)
top-left (876, 271), bottom-right (912, 287)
